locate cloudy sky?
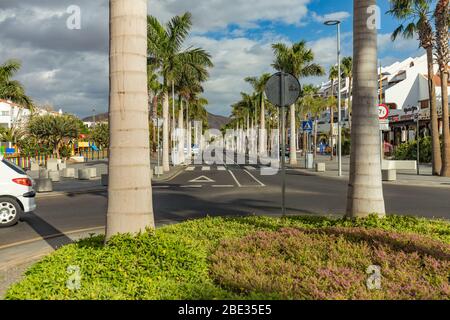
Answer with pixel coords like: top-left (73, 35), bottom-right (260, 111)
top-left (0, 0), bottom-right (424, 118)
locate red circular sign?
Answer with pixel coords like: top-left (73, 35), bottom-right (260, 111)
top-left (378, 104), bottom-right (389, 120)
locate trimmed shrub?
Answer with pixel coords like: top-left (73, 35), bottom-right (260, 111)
top-left (5, 215), bottom-right (450, 300)
top-left (210, 227), bottom-right (450, 300)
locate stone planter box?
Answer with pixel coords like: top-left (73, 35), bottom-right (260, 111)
top-left (48, 170), bottom-right (60, 182)
top-left (62, 168), bottom-right (76, 178)
top-left (35, 179), bottom-right (53, 193)
top-left (78, 168), bottom-right (91, 180)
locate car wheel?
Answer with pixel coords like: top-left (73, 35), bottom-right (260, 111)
top-left (0, 197), bottom-right (22, 228)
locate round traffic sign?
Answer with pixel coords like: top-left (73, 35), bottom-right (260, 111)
top-left (265, 72), bottom-right (301, 107)
top-left (378, 104), bottom-right (389, 120)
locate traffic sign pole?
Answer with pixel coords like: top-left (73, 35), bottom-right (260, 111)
top-left (280, 72), bottom-right (286, 217)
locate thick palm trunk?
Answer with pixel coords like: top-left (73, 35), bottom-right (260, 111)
top-left (436, 0), bottom-right (450, 177)
top-left (289, 104), bottom-right (297, 165)
top-left (259, 98), bottom-right (266, 154)
top-left (107, 0), bottom-right (154, 239)
top-left (346, 0), bottom-right (385, 218)
top-left (162, 91), bottom-right (170, 172)
top-left (426, 47), bottom-right (442, 175)
top-left (441, 70), bottom-right (450, 176)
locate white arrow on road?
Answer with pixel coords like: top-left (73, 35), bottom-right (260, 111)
top-left (189, 175), bottom-right (216, 183)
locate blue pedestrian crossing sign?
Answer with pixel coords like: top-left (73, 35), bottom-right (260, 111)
top-left (302, 120), bottom-right (313, 132)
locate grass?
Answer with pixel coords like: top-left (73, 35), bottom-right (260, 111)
top-left (4, 215), bottom-right (450, 300)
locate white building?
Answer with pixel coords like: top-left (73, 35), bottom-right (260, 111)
top-left (316, 54), bottom-right (450, 139)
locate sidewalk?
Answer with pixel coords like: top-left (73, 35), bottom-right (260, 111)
top-left (289, 154), bottom-right (450, 188)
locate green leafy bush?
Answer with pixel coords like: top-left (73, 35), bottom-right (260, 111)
top-left (5, 215), bottom-right (450, 300)
top-left (210, 227), bottom-right (450, 300)
top-left (394, 137), bottom-right (433, 163)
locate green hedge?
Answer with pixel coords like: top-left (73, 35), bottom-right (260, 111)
top-left (5, 215), bottom-right (450, 300)
top-left (394, 137), bottom-right (433, 163)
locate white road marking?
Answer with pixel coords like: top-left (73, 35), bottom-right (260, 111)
top-left (228, 170), bottom-right (242, 187)
top-left (202, 166), bottom-right (210, 171)
top-left (244, 169), bottom-right (266, 187)
top-left (189, 175), bottom-right (215, 183)
top-left (217, 166), bottom-right (226, 171)
top-left (212, 185), bottom-right (234, 188)
top-left (153, 185), bottom-right (170, 188)
top-left (180, 185), bottom-right (203, 188)
top-left (186, 167), bottom-right (195, 171)
top-left (244, 166), bottom-right (256, 171)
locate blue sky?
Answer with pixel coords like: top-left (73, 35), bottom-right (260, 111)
top-left (0, 0), bottom-right (426, 118)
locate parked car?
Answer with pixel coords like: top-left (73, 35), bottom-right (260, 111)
top-left (0, 156), bottom-right (37, 228)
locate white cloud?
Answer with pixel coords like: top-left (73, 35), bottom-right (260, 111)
top-left (312, 11), bottom-right (351, 24)
top-left (150, 0), bottom-right (312, 33)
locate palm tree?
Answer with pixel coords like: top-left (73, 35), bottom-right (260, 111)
top-left (148, 68), bottom-right (162, 154)
top-left (341, 57), bottom-right (353, 126)
top-left (0, 59), bottom-right (33, 109)
top-left (106, 0), bottom-right (154, 239)
top-left (346, 0), bottom-right (386, 218)
top-left (272, 41), bottom-right (325, 165)
top-left (388, 0), bottom-right (441, 175)
top-left (328, 65), bottom-right (339, 160)
top-left (245, 73), bottom-right (272, 154)
top-left (434, 0), bottom-right (449, 176)
top-left (147, 13), bottom-right (213, 172)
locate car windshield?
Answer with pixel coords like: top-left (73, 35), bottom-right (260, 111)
top-left (2, 158), bottom-right (27, 175)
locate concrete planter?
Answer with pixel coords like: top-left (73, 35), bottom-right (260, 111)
top-left (78, 168), bottom-right (91, 180)
top-left (315, 163), bottom-right (326, 172)
top-left (39, 169), bottom-right (49, 179)
top-left (101, 174), bottom-right (108, 186)
top-left (382, 169), bottom-right (397, 181)
top-left (62, 168), bottom-right (76, 178)
top-left (88, 168), bottom-right (97, 178)
top-left (46, 159), bottom-right (58, 172)
top-left (48, 170), bottom-right (61, 182)
top-left (27, 170), bottom-right (40, 180)
top-left (35, 179), bottom-right (53, 193)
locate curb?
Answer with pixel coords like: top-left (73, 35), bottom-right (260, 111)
top-left (0, 227), bottom-right (105, 272)
top-left (152, 165), bottom-right (186, 183)
top-left (289, 167), bottom-right (450, 189)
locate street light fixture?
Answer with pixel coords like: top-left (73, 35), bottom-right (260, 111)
top-left (324, 19), bottom-right (342, 177)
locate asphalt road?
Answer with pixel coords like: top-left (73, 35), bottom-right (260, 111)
top-left (1, 162), bottom-right (450, 247)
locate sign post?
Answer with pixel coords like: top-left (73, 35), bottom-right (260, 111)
top-left (415, 112), bottom-right (420, 175)
top-left (265, 72), bottom-right (301, 217)
top-left (378, 104), bottom-right (390, 162)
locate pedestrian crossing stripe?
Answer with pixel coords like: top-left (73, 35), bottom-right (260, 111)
top-left (244, 166), bottom-right (256, 171)
top-left (186, 167), bottom-right (195, 171)
top-left (189, 175), bottom-right (215, 183)
top-left (218, 166), bottom-right (226, 171)
top-left (202, 166), bottom-right (210, 171)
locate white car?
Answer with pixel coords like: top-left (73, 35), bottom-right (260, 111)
top-left (0, 156), bottom-right (37, 227)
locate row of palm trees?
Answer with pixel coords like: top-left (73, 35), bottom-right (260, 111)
top-left (388, 0), bottom-right (449, 177)
top-left (147, 12), bottom-right (213, 172)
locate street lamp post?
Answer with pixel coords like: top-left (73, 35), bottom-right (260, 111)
top-left (324, 20), bottom-right (342, 177)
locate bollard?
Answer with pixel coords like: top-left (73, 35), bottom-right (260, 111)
top-left (78, 168), bottom-right (91, 180)
top-left (35, 179), bottom-right (53, 193)
top-left (61, 168), bottom-right (76, 178)
top-left (101, 174), bottom-right (109, 186)
top-left (48, 170), bottom-right (61, 182)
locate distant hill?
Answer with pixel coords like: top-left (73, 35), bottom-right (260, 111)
top-left (83, 111), bottom-right (230, 129)
top-left (207, 112), bottom-right (230, 130)
top-left (82, 113), bottom-right (108, 122)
